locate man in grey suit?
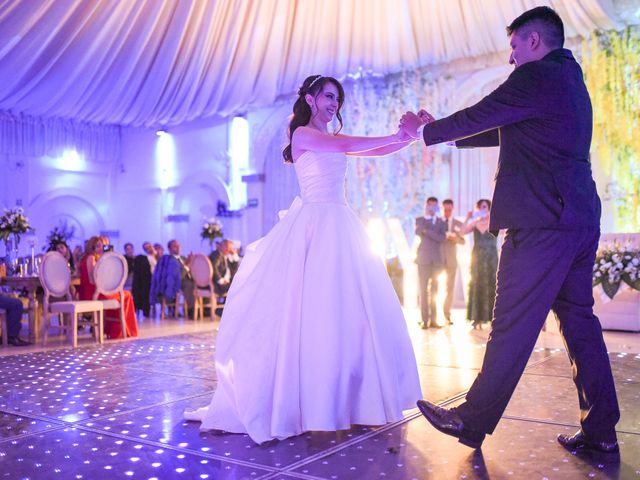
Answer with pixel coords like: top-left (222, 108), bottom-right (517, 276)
top-left (441, 199), bottom-right (465, 325)
top-left (415, 197), bottom-right (447, 329)
top-left (401, 6), bottom-right (620, 456)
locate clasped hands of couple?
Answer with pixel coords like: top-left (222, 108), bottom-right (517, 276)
top-left (395, 109), bottom-right (436, 142)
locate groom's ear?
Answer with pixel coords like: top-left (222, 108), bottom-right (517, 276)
top-left (528, 31), bottom-right (541, 50)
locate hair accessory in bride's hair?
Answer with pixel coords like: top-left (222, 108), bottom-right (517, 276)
top-left (308, 75), bottom-right (323, 89)
top-left (298, 75), bottom-right (323, 96)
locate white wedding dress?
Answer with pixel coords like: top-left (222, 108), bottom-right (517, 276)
top-left (185, 150), bottom-right (421, 444)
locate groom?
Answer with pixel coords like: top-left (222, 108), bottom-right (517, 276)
top-left (400, 6), bottom-right (620, 456)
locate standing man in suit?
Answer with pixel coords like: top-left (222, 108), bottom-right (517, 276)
top-left (441, 199), bottom-right (465, 325)
top-left (401, 6), bottom-right (619, 456)
top-left (415, 197), bottom-right (447, 329)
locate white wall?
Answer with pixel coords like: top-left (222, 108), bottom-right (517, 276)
top-left (1, 117), bottom-right (265, 258)
top-left (1, 151), bottom-right (113, 257)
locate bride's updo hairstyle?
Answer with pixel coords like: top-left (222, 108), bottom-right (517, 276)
top-left (283, 74), bottom-right (345, 163)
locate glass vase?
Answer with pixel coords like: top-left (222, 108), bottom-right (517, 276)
top-left (4, 235), bottom-right (20, 276)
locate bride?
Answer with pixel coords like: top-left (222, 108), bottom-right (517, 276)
top-left (185, 74), bottom-right (422, 444)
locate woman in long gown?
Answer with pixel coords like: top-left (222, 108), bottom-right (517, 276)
top-left (185, 75), bottom-right (422, 444)
top-left (460, 199), bottom-right (498, 329)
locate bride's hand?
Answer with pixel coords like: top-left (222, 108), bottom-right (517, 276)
top-left (395, 127), bottom-right (413, 142)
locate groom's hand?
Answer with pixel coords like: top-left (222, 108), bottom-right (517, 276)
top-left (417, 109), bottom-right (436, 124)
top-left (399, 111), bottom-right (425, 139)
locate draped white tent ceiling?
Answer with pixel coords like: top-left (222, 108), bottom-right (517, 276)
top-left (0, 0), bottom-right (635, 128)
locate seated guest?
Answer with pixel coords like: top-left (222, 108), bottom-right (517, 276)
top-left (209, 239), bottom-right (241, 297)
top-left (149, 253), bottom-right (181, 315)
top-left (153, 243), bottom-right (164, 260)
top-left (0, 294), bottom-right (30, 346)
top-left (168, 239), bottom-right (194, 318)
top-left (78, 236), bottom-right (138, 338)
top-left (149, 240), bottom-right (194, 318)
top-left (48, 240), bottom-right (75, 275)
top-left (208, 239), bottom-right (241, 316)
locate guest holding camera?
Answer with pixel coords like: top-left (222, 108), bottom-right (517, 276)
top-left (78, 236), bottom-right (138, 338)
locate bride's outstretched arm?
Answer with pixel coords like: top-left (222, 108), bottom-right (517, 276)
top-left (293, 126), bottom-right (404, 154)
top-left (347, 139), bottom-right (414, 157)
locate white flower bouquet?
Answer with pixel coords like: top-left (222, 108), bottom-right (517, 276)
top-left (0, 207), bottom-right (32, 243)
top-left (201, 218), bottom-right (223, 246)
top-left (593, 243), bottom-right (640, 299)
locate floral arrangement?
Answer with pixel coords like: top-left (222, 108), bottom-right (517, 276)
top-left (592, 244), bottom-right (640, 299)
top-left (45, 219), bottom-right (75, 250)
top-left (201, 218), bottom-right (223, 246)
top-left (0, 207), bottom-right (32, 243)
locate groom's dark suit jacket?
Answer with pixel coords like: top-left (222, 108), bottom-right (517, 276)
top-left (422, 48), bottom-right (600, 233)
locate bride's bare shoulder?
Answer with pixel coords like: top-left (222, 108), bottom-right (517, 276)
top-left (292, 127), bottom-right (320, 161)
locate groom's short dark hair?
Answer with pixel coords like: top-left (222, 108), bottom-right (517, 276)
top-left (507, 6), bottom-right (564, 49)
top-left (426, 196), bottom-right (438, 204)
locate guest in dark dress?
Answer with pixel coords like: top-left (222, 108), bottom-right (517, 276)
top-left (460, 199), bottom-right (498, 329)
top-left (132, 254), bottom-right (152, 317)
top-left (123, 242), bottom-right (135, 290)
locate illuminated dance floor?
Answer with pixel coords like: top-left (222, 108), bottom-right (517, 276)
top-left (1, 316), bottom-right (639, 479)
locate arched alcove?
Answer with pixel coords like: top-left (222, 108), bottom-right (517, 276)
top-left (28, 190), bottom-right (105, 252)
top-left (170, 172), bottom-right (231, 254)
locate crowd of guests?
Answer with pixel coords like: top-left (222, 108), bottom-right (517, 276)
top-left (0, 235), bottom-right (241, 347)
top-left (415, 197), bottom-right (498, 330)
top-left (135, 238), bottom-right (241, 319)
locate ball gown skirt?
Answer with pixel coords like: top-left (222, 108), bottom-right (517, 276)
top-left (185, 151), bottom-right (421, 444)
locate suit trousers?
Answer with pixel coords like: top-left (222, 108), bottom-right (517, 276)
top-left (181, 277), bottom-right (195, 310)
top-left (443, 264), bottom-right (457, 320)
top-left (0, 295), bottom-right (23, 337)
top-left (418, 263), bottom-right (441, 327)
top-left (456, 227), bottom-right (619, 442)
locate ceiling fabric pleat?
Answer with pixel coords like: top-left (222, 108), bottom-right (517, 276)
top-left (0, 0), bottom-right (623, 128)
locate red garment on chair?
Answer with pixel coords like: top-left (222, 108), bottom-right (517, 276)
top-left (79, 255), bottom-right (138, 339)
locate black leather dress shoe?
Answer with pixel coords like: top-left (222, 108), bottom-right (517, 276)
top-left (557, 430), bottom-right (619, 455)
top-left (8, 336), bottom-right (30, 347)
top-left (417, 400), bottom-right (485, 449)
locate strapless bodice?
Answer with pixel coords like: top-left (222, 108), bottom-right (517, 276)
top-left (294, 151), bottom-right (347, 205)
